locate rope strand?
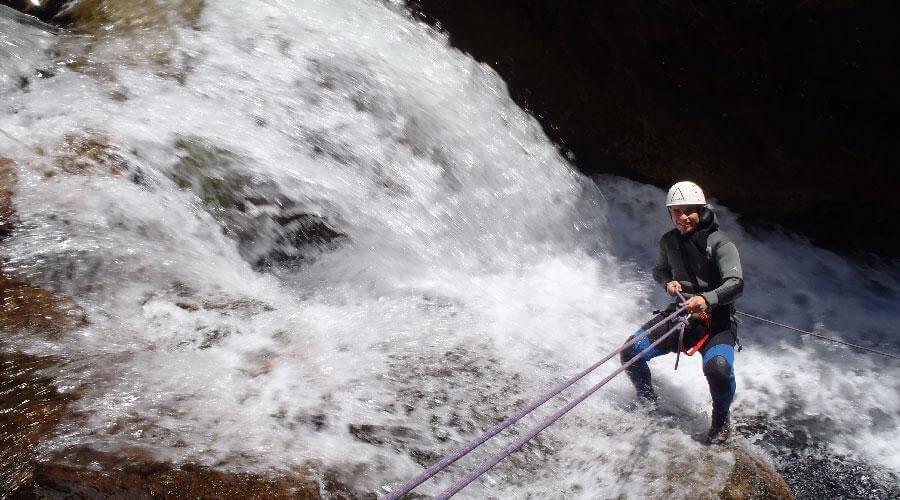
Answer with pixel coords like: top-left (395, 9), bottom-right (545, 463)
top-left (384, 305), bottom-right (688, 499)
top-left (389, 296), bottom-right (898, 499)
top-left (435, 319), bottom-right (688, 499)
top-left (675, 291), bottom-right (899, 360)
top-left (736, 311), bottom-right (900, 360)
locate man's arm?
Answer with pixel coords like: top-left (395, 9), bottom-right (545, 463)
top-left (652, 237), bottom-right (673, 287)
top-left (700, 239), bottom-right (744, 308)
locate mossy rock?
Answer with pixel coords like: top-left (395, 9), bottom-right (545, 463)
top-left (167, 136), bottom-right (346, 271)
top-left (65, 0), bottom-right (205, 34)
top-left (170, 135), bottom-right (249, 213)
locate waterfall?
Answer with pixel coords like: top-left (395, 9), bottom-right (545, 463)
top-left (1, 1), bottom-right (897, 497)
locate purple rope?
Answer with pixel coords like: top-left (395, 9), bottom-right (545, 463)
top-left (384, 305), bottom-right (688, 499)
top-left (435, 319), bottom-right (688, 499)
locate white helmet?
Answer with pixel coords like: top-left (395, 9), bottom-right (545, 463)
top-left (666, 181), bottom-right (706, 207)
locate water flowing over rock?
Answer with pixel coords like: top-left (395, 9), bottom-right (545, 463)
top-left (2, 1), bottom-right (899, 498)
top-left (0, 352), bottom-right (73, 495)
top-left (0, 157), bottom-right (16, 236)
top-left (62, 0), bottom-right (204, 34)
top-left (0, 155), bottom-right (86, 496)
top-left (735, 414), bottom-right (900, 499)
top-left (0, 156), bottom-right (87, 336)
top-left (55, 0), bottom-right (204, 89)
top-left (31, 449), bottom-right (320, 499)
top-left (52, 132), bottom-right (130, 176)
top-left (0, 275), bottom-right (88, 337)
top-left (4, 0), bottom-right (204, 30)
top-left (169, 135), bottom-right (347, 271)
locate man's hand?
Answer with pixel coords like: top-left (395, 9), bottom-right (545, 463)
top-left (666, 281), bottom-right (682, 296)
top-left (685, 295), bottom-right (708, 313)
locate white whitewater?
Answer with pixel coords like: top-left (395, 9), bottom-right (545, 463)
top-left (1, 1), bottom-right (897, 497)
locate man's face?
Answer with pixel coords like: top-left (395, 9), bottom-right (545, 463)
top-left (670, 205), bottom-right (702, 234)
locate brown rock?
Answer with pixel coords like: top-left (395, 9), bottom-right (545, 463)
top-left (0, 351), bottom-right (73, 496)
top-left (0, 156), bottom-right (16, 237)
top-left (27, 448), bottom-right (332, 499)
top-left (53, 1), bottom-right (205, 87)
top-left (654, 439), bottom-right (793, 499)
top-left (721, 448), bottom-right (793, 499)
top-left (0, 274), bottom-right (88, 338)
top-left (0, 156), bottom-right (88, 338)
top-left (32, 458), bottom-right (321, 499)
top-left (54, 132), bottom-right (129, 176)
top-left (64, 0), bottom-right (205, 34)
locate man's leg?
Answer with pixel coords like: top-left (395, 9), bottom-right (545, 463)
top-left (702, 343), bottom-right (736, 443)
top-left (620, 313), bottom-right (673, 401)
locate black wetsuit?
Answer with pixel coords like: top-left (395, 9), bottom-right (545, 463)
top-left (621, 208), bottom-right (744, 418)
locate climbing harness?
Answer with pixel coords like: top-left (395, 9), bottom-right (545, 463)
top-left (675, 309), bottom-right (711, 370)
top-left (386, 306), bottom-right (690, 499)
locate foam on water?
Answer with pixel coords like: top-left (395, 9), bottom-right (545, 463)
top-left (0, 5), bottom-right (58, 93)
top-left (1, 1), bottom-right (898, 497)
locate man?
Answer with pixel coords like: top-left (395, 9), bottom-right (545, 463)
top-left (620, 181), bottom-right (744, 444)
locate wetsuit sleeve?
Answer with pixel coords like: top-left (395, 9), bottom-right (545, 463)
top-left (652, 237), bottom-right (673, 288)
top-left (700, 239), bottom-right (744, 308)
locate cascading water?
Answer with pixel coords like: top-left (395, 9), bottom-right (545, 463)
top-left (1, 1), bottom-right (898, 498)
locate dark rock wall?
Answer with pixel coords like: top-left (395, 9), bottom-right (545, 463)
top-left (0, 1), bottom-right (71, 23)
top-left (409, 0), bottom-right (900, 255)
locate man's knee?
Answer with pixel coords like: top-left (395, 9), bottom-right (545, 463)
top-left (620, 338), bottom-right (635, 365)
top-left (703, 355), bottom-right (732, 393)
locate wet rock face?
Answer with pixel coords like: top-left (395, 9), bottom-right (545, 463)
top-left (61, 0), bottom-right (204, 33)
top-left (0, 156), bottom-right (88, 336)
top-left (31, 449), bottom-right (320, 499)
top-left (1, 156), bottom-right (86, 496)
top-left (1, 1), bottom-right (71, 24)
top-left (53, 132), bottom-right (130, 176)
top-left (4, 0), bottom-right (203, 30)
top-left (0, 275), bottom-right (88, 337)
top-left (169, 136), bottom-right (347, 272)
top-left (647, 434), bottom-right (792, 499)
top-left (735, 415), bottom-right (900, 499)
top-left (722, 448), bottom-right (793, 500)
top-left (0, 157), bottom-right (16, 236)
top-left (0, 352), bottom-right (73, 496)
top-left (409, 0), bottom-right (900, 255)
